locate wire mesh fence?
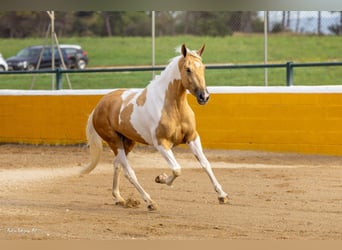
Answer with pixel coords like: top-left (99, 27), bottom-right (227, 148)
top-left (224, 11), bottom-right (342, 35)
top-left (266, 11), bottom-right (342, 35)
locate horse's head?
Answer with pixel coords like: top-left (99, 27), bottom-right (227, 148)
top-left (179, 44), bottom-right (209, 105)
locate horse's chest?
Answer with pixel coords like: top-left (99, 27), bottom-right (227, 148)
top-left (172, 121), bottom-right (193, 144)
top-left (156, 109), bottom-right (196, 145)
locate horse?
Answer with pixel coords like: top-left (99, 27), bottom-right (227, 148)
top-left (80, 44), bottom-right (229, 211)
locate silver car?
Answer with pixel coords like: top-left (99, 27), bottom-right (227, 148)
top-left (0, 53), bottom-right (8, 71)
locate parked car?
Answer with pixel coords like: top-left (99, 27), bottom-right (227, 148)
top-left (0, 53), bottom-right (8, 71)
top-left (59, 44), bottom-right (88, 69)
top-left (6, 44), bottom-right (88, 71)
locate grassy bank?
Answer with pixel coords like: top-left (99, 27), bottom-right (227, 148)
top-left (1, 34), bottom-right (342, 89)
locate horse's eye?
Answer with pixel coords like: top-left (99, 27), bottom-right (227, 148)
top-left (186, 68), bottom-right (191, 74)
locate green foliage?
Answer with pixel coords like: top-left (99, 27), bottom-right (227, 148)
top-left (0, 11), bottom-right (263, 38)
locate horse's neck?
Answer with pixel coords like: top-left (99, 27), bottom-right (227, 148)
top-left (147, 56), bottom-right (187, 106)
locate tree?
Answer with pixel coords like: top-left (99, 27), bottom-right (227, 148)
top-left (317, 11), bottom-right (322, 35)
top-left (295, 11), bottom-right (301, 33)
top-left (328, 11), bottom-right (342, 35)
top-left (122, 12), bottom-right (151, 36)
top-left (173, 11), bottom-right (261, 36)
top-left (340, 11), bottom-right (342, 34)
top-left (0, 12), bottom-right (49, 38)
top-left (0, 11), bottom-right (262, 38)
top-left (102, 12), bottom-right (113, 37)
top-left (155, 11), bottom-right (176, 36)
top-left (286, 11), bottom-right (291, 29)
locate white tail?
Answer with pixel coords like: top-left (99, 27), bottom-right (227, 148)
top-left (79, 111), bottom-right (103, 175)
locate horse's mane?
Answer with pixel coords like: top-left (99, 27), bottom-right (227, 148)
top-left (174, 45), bottom-right (202, 60)
top-left (151, 46), bottom-right (202, 82)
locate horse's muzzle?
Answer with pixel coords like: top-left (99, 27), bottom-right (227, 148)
top-left (196, 89), bottom-right (210, 105)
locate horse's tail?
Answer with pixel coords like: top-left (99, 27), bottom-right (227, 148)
top-left (79, 110), bottom-right (103, 175)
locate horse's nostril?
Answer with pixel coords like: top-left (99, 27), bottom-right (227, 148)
top-left (197, 91), bottom-right (210, 104)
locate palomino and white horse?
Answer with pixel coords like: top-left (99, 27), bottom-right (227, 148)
top-left (80, 44), bottom-right (229, 211)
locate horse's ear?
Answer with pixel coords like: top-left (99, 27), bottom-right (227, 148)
top-left (181, 44), bottom-right (187, 57)
top-left (197, 44), bottom-right (205, 56)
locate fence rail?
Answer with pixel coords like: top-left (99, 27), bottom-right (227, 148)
top-left (1, 61), bottom-right (342, 89)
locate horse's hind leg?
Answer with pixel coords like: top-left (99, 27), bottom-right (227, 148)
top-left (106, 142), bottom-right (125, 205)
top-left (117, 148), bottom-right (158, 211)
top-left (108, 135), bottom-right (157, 211)
top-left (112, 158), bottom-right (125, 205)
top-left (111, 138), bottom-right (136, 206)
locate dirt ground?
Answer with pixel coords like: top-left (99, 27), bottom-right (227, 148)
top-left (1, 143), bottom-right (342, 240)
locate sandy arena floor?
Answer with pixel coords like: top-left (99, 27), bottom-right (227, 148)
top-left (0, 144), bottom-right (342, 239)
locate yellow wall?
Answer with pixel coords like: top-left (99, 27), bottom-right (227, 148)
top-left (1, 88), bottom-right (342, 155)
top-left (189, 91), bottom-right (342, 155)
top-left (0, 93), bottom-right (101, 144)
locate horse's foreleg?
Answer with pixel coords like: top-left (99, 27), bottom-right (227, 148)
top-left (117, 149), bottom-right (158, 211)
top-left (155, 145), bottom-right (181, 186)
top-left (188, 136), bottom-right (229, 204)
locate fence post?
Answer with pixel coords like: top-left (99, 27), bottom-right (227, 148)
top-left (55, 68), bottom-right (62, 90)
top-left (286, 61), bottom-right (293, 86)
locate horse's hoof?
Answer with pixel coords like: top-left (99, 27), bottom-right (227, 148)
top-left (155, 173), bottom-right (168, 184)
top-left (218, 196), bottom-right (229, 204)
top-left (115, 200), bottom-right (126, 207)
top-left (147, 203), bottom-right (159, 211)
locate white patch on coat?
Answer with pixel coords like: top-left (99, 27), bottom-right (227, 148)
top-left (129, 56), bottom-right (182, 146)
top-left (118, 89), bottom-right (140, 125)
top-left (194, 61), bottom-right (201, 68)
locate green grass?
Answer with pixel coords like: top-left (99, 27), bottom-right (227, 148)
top-left (1, 34), bottom-right (342, 89)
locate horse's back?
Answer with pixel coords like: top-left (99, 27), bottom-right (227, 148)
top-left (92, 89), bottom-right (149, 145)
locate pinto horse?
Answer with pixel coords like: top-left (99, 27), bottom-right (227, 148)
top-left (80, 44), bottom-right (229, 211)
